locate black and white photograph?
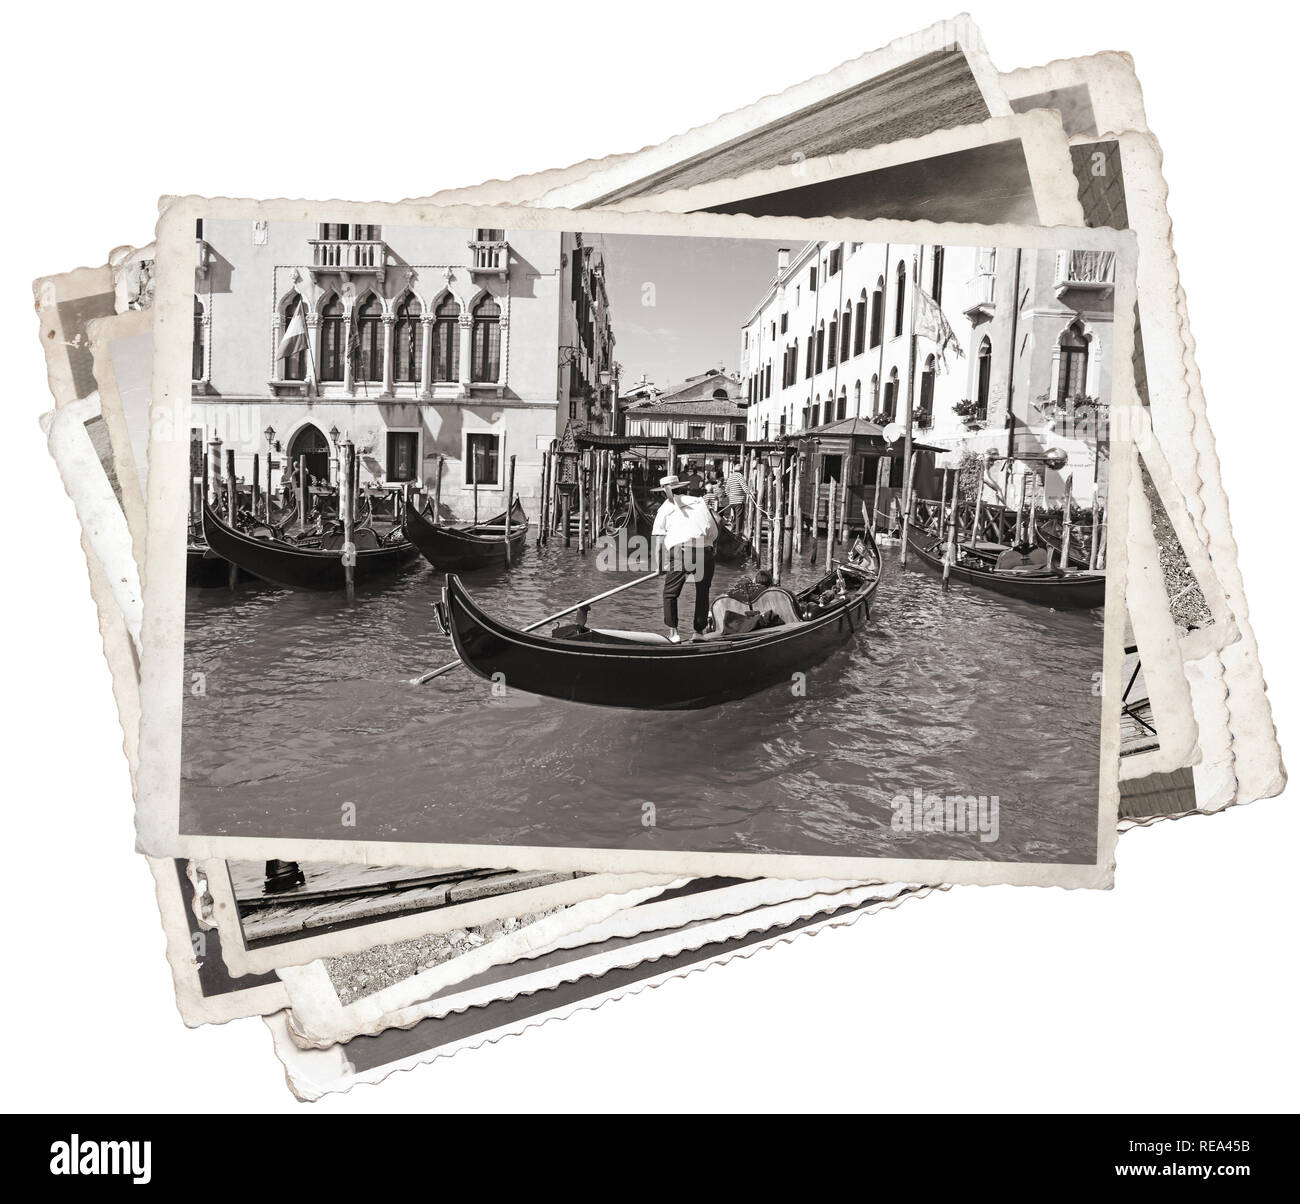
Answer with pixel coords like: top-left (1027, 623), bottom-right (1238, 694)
top-left (139, 203), bottom-right (1134, 887)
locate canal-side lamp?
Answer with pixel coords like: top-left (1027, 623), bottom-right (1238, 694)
top-left (328, 424), bottom-right (340, 444)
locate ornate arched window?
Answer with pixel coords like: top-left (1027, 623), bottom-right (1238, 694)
top-left (854, 290), bottom-right (867, 355)
top-left (433, 294), bottom-right (460, 382)
top-left (278, 293), bottom-right (306, 381)
top-left (828, 315), bottom-right (838, 367)
top-left (1057, 321), bottom-right (1090, 402)
top-left (355, 292), bottom-right (384, 384)
top-left (894, 260), bottom-right (907, 338)
top-left (193, 297), bottom-right (206, 381)
top-left (840, 305), bottom-right (852, 361)
top-left (471, 294), bottom-right (501, 383)
top-left (392, 293), bottom-right (422, 383)
top-left (815, 322), bottom-right (825, 374)
top-left (836, 386), bottom-right (847, 421)
top-left (812, 394), bottom-right (821, 427)
top-left (853, 379), bottom-right (862, 416)
top-left (805, 327), bottom-right (815, 378)
top-left (976, 336), bottom-right (993, 418)
top-left (870, 373), bottom-right (880, 414)
top-left (320, 294), bottom-right (345, 382)
top-left (930, 245), bottom-right (945, 304)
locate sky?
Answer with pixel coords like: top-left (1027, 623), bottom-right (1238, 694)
top-left (588, 232), bottom-right (794, 391)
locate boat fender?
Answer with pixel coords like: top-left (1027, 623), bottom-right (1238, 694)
top-left (341, 541), bottom-right (357, 567)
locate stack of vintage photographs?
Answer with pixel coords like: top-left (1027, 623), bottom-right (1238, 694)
top-left (34, 16), bottom-right (1283, 1099)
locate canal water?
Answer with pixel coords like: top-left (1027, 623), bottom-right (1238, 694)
top-left (182, 533), bottom-right (1103, 865)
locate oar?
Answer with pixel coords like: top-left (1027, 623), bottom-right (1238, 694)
top-left (409, 570), bottom-right (663, 685)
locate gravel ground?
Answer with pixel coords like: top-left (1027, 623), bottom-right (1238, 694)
top-left (1141, 462), bottom-right (1212, 633)
top-left (324, 908), bottom-right (564, 1005)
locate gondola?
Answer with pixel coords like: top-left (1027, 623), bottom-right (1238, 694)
top-left (1035, 516), bottom-right (1093, 569)
top-left (905, 525), bottom-right (1105, 610)
top-left (714, 517), bottom-right (753, 564)
top-left (402, 498), bottom-right (528, 570)
top-left (187, 541), bottom-right (244, 588)
top-left (439, 528), bottom-right (883, 710)
top-left (201, 503), bottom-right (418, 591)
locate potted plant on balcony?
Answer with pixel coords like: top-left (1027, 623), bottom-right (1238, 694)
top-left (951, 399), bottom-right (986, 431)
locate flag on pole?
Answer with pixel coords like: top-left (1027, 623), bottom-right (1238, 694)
top-left (913, 285), bottom-right (964, 369)
top-left (346, 306), bottom-right (361, 372)
top-left (276, 302), bottom-right (307, 362)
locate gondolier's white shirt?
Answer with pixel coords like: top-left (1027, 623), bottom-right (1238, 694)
top-left (652, 494), bottom-right (719, 551)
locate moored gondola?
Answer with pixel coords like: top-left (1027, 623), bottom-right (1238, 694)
top-left (403, 498), bottom-right (528, 570)
top-left (201, 503), bottom-right (418, 591)
top-left (1035, 516), bottom-right (1093, 568)
top-left (187, 541), bottom-right (245, 588)
top-left (905, 525), bottom-right (1104, 610)
top-left (440, 528), bottom-right (883, 710)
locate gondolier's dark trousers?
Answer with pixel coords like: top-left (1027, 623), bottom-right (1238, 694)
top-left (663, 545), bottom-right (716, 632)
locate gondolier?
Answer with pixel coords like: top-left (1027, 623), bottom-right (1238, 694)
top-left (652, 474), bottom-right (719, 642)
top-left (724, 462), bottom-right (746, 525)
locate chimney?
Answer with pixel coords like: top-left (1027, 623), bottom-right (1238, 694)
top-left (776, 247), bottom-right (790, 274)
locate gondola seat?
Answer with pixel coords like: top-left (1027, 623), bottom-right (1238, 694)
top-left (709, 596), bottom-right (754, 631)
top-left (751, 587), bottom-right (802, 626)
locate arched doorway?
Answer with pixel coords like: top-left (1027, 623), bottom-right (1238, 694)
top-left (287, 424), bottom-right (331, 486)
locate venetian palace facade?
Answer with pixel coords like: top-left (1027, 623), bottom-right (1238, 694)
top-left (738, 240), bottom-right (1116, 505)
top-left (191, 220), bottom-right (615, 521)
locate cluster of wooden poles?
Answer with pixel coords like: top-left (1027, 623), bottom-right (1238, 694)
top-left (202, 435), bottom-right (377, 599)
top-left (534, 443), bottom-right (619, 554)
top-left (920, 463), bottom-right (1107, 590)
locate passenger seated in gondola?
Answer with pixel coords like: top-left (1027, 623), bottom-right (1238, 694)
top-left (726, 569), bottom-right (773, 606)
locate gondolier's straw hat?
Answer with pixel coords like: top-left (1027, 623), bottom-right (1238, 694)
top-left (657, 474), bottom-right (682, 492)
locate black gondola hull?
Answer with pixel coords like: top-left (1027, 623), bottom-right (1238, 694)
top-left (403, 499), bottom-right (528, 570)
top-left (202, 505), bottom-right (418, 591)
top-left (443, 566), bottom-right (879, 710)
top-left (1035, 519), bottom-right (1093, 569)
top-left (905, 527), bottom-right (1105, 609)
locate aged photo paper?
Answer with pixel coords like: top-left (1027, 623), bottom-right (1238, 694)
top-left (267, 882), bottom-right (939, 1100)
top-left (279, 877), bottom-right (900, 1048)
top-left (1003, 54), bottom-right (1284, 817)
top-left (135, 197), bottom-right (1139, 891)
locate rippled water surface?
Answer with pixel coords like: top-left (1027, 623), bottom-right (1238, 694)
top-left (182, 536), bottom-right (1103, 864)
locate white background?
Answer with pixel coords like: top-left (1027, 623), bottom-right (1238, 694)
top-left (4, 1), bottom-right (1295, 1113)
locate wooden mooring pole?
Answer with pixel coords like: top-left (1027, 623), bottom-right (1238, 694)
top-left (538, 451), bottom-right (549, 547)
top-left (297, 455), bottom-right (308, 532)
top-left (824, 477), bottom-right (836, 572)
top-left (340, 440), bottom-right (355, 601)
top-left (226, 448), bottom-right (239, 590)
top-left (898, 451), bottom-right (918, 567)
top-left (503, 454), bottom-right (517, 566)
top-left (1058, 474), bottom-right (1074, 570)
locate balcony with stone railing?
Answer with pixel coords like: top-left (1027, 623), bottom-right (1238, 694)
top-left (309, 238), bottom-right (388, 282)
top-left (469, 238), bottom-right (509, 277)
top-left (1055, 249), bottom-right (1115, 302)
